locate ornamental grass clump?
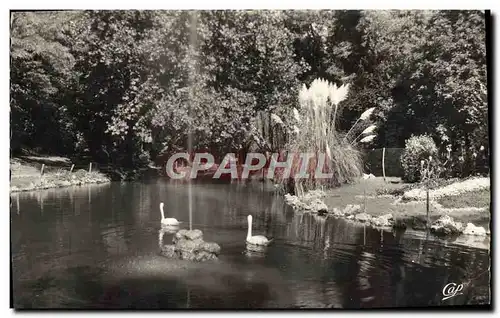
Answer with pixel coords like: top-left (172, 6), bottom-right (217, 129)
top-left (281, 78), bottom-right (371, 196)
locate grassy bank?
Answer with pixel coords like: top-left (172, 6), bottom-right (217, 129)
top-left (320, 176), bottom-right (490, 230)
top-left (10, 156), bottom-right (110, 193)
top-left (436, 188), bottom-right (490, 209)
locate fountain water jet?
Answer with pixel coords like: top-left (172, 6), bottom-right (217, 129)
top-left (187, 11), bottom-right (199, 231)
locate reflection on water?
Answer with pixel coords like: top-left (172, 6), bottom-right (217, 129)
top-left (245, 243), bottom-right (269, 254)
top-left (10, 181), bottom-right (490, 308)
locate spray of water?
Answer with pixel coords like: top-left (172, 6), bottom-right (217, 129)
top-left (187, 11), bottom-right (198, 231)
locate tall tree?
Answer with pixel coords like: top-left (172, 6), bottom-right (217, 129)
top-left (10, 11), bottom-right (80, 154)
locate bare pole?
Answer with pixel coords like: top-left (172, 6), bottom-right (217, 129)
top-left (16, 194), bottom-right (20, 215)
top-left (363, 187), bottom-right (367, 213)
top-left (426, 185), bottom-right (430, 229)
top-left (363, 224), bottom-right (366, 246)
top-left (425, 162), bottom-right (431, 230)
top-left (382, 147), bottom-right (386, 182)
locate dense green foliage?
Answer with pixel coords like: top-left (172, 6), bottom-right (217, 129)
top-left (10, 10), bottom-right (488, 178)
top-left (400, 135), bottom-right (438, 183)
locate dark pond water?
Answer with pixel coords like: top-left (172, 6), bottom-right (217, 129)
top-left (10, 181), bottom-right (491, 309)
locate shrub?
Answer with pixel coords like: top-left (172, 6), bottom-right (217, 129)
top-left (400, 135), bottom-right (439, 183)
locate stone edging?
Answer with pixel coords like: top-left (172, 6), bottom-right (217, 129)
top-left (284, 192), bottom-right (489, 238)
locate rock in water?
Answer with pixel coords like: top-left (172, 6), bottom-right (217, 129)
top-left (354, 213), bottom-right (372, 223)
top-left (284, 194), bottom-right (301, 208)
top-left (392, 218), bottom-right (407, 229)
top-left (307, 199), bottom-right (328, 213)
top-left (202, 242), bottom-right (222, 254)
top-left (317, 208), bottom-right (329, 216)
top-left (176, 239), bottom-right (203, 253)
top-left (371, 214), bottom-right (394, 227)
top-left (284, 192), bottom-right (329, 214)
top-left (174, 229), bottom-right (203, 242)
top-left (175, 239), bottom-right (219, 262)
top-left (331, 207), bottom-right (344, 217)
top-left (343, 204), bottom-right (362, 216)
top-left (430, 215), bottom-right (463, 236)
top-left (462, 223), bottom-right (487, 236)
top-left (161, 229), bottom-right (220, 262)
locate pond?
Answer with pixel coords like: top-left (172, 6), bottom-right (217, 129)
top-left (10, 181), bottom-right (490, 309)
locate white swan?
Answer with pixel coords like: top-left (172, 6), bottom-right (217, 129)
top-left (246, 215), bottom-right (271, 246)
top-left (160, 202), bottom-right (180, 226)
